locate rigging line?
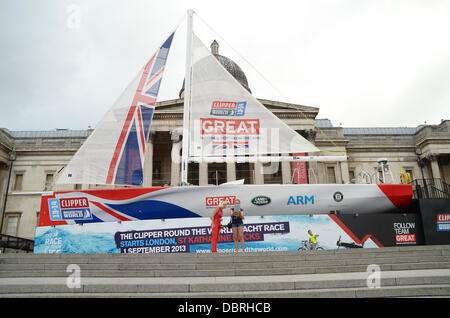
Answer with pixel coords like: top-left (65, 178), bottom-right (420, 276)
top-left (195, 13), bottom-right (346, 156)
top-left (147, 12), bottom-right (185, 64)
top-left (174, 12), bottom-right (187, 31)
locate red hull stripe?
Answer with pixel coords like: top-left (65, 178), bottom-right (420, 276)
top-left (377, 184), bottom-right (413, 210)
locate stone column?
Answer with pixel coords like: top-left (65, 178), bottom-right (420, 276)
top-left (170, 141), bottom-right (181, 186)
top-left (318, 163), bottom-right (328, 184)
top-left (340, 161), bottom-right (350, 184)
top-left (430, 155), bottom-right (442, 180)
top-left (254, 162), bottom-right (264, 184)
top-left (199, 162), bottom-right (208, 185)
top-left (281, 154), bottom-right (291, 184)
top-left (354, 164), bottom-right (363, 184)
top-left (170, 129), bottom-right (182, 186)
top-left (226, 162), bottom-right (236, 182)
top-left (143, 133), bottom-right (154, 187)
top-left (308, 162), bottom-right (319, 184)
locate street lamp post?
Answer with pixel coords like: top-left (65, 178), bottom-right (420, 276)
top-left (415, 145), bottom-right (428, 199)
top-left (0, 150), bottom-right (16, 234)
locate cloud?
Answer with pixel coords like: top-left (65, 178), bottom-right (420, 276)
top-left (1, 0), bottom-right (449, 130)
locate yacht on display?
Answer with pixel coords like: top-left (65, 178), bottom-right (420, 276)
top-left (38, 10), bottom-right (412, 228)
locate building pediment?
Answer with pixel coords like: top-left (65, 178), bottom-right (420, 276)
top-left (154, 98), bottom-right (319, 119)
top-left (155, 98), bottom-right (184, 113)
top-left (257, 98), bottom-right (319, 114)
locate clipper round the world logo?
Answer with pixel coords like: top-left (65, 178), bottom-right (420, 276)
top-left (210, 101), bottom-right (247, 116)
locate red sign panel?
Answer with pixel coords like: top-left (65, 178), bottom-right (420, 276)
top-left (292, 152), bottom-right (308, 184)
top-left (205, 196), bottom-right (236, 207)
top-left (200, 118), bottom-right (260, 135)
top-left (59, 197), bottom-right (89, 209)
top-left (395, 234), bottom-right (416, 243)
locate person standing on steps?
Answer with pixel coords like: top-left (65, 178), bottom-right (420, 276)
top-left (211, 201), bottom-right (225, 253)
top-left (230, 199), bottom-right (245, 253)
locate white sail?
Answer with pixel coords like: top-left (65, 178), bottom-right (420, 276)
top-left (188, 33), bottom-right (320, 158)
top-left (56, 32), bottom-right (175, 186)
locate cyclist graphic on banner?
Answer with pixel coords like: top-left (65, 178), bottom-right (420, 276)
top-left (308, 230), bottom-right (319, 250)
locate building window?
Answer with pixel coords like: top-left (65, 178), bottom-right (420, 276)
top-left (263, 162), bottom-right (282, 184)
top-left (405, 169), bottom-right (414, 180)
top-left (188, 163), bottom-right (199, 186)
top-left (75, 184), bottom-right (82, 190)
top-left (153, 161), bottom-right (162, 180)
top-left (236, 162), bottom-right (251, 185)
top-left (3, 213), bottom-right (21, 236)
top-left (13, 173), bottom-right (23, 191)
top-left (44, 173), bottom-right (54, 191)
top-left (208, 163), bottom-right (227, 185)
top-left (401, 168), bottom-right (413, 183)
top-left (327, 166), bottom-right (337, 184)
top-left (36, 212), bottom-right (40, 227)
top-left (349, 169), bottom-right (356, 183)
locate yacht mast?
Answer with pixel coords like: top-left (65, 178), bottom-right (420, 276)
top-left (181, 9), bottom-right (194, 185)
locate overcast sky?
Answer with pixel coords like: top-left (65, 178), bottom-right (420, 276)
top-left (1, 0), bottom-right (449, 131)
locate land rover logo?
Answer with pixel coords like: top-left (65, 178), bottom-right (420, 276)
top-left (333, 192), bottom-right (344, 202)
top-left (251, 196), bottom-right (271, 206)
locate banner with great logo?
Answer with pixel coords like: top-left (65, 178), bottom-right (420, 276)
top-left (189, 33), bottom-right (319, 157)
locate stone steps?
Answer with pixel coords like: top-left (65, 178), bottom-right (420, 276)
top-left (1, 245), bottom-right (450, 297)
top-left (1, 269), bottom-right (449, 297)
top-left (2, 286), bottom-right (450, 298)
top-left (1, 260), bottom-right (450, 278)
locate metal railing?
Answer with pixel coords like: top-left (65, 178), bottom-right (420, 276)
top-left (0, 234), bottom-right (34, 253)
top-left (410, 178), bottom-right (450, 199)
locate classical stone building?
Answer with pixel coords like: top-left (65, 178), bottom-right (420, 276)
top-left (1, 41), bottom-right (449, 240)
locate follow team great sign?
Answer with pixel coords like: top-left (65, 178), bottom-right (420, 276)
top-left (33, 213), bottom-right (422, 254)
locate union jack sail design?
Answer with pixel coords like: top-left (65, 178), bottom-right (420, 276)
top-left (56, 32), bottom-right (175, 186)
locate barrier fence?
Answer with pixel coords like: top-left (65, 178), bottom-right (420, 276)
top-left (411, 178), bottom-right (450, 199)
top-left (0, 234), bottom-right (34, 253)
